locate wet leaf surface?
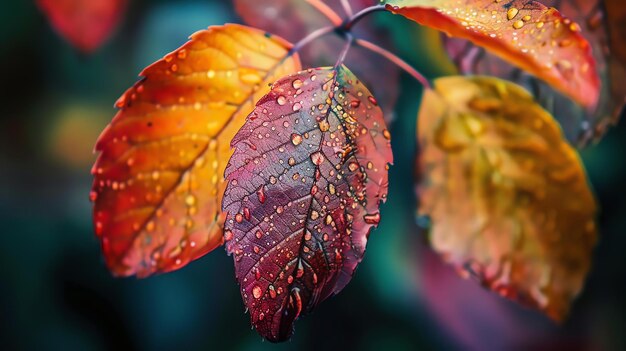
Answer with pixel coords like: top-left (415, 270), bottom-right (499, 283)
top-left (384, 0), bottom-right (600, 108)
top-left (234, 0), bottom-right (401, 121)
top-left (417, 76), bottom-right (597, 321)
top-left (222, 66), bottom-right (393, 341)
top-left (444, 0), bottom-right (626, 145)
top-left (91, 24), bottom-right (301, 277)
top-left (37, 0), bottom-right (126, 53)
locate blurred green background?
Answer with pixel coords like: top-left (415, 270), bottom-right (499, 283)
top-left (1, 1), bottom-right (625, 350)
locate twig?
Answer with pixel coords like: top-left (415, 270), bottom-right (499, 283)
top-left (340, 0), bottom-right (353, 17)
top-left (335, 32), bottom-right (354, 68)
top-left (342, 4), bottom-right (387, 30)
top-left (287, 26), bottom-right (335, 58)
top-left (305, 0), bottom-right (342, 26)
top-left (355, 38), bottom-right (432, 89)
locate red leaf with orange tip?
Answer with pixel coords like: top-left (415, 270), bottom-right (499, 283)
top-left (91, 24), bottom-right (301, 277)
top-left (222, 66), bottom-right (393, 341)
top-left (384, 0), bottom-right (600, 108)
top-left (444, 0), bottom-right (626, 144)
top-left (37, 0), bottom-right (126, 53)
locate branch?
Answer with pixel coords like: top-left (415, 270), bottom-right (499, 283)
top-left (305, 0), bottom-right (342, 26)
top-left (342, 4), bottom-right (386, 30)
top-left (340, 0), bottom-right (353, 16)
top-left (355, 38), bottom-right (432, 89)
top-left (335, 32), bottom-right (354, 68)
top-left (287, 26), bottom-right (335, 58)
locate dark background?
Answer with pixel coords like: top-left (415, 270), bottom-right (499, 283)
top-left (1, 1), bottom-right (625, 350)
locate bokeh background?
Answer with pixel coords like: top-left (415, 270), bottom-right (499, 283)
top-left (1, 1), bottom-right (625, 350)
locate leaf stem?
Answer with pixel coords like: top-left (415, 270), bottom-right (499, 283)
top-left (335, 32), bottom-right (354, 68)
top-left (287, 2), bottom-right (431, 90)
top-left (305, 0), bottom-right (342, 26)
top-left (355, 38), bottom-right (432, 89)
top-left (341, 4), bottom-right (387, 30)
top-left (287, 26), bottom-right (335, 58)
top-left (340, 0), bottom-right (353, 17)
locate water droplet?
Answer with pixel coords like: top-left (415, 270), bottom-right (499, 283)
top-left (235, 213), bottom-right (243, 223)
top-left (257, 186), bottom-right (266, 203)
top-left (291, 133), bottom-right (303, 146)
top-left (368, 96), bottom-right (378, 106)
top-left (328, 183), bottom-right (336, 195)
top-left (310, 152), bottom-right (324, 165)
top-left (293, 102), bottom-right (302, 111)
top-left (507, 8), bottom-right (519, 20)
top-left (382, 129), bottom-right (391, 140)
top-left (292, 79), bottom-right (303, 89)
top-left (318, 120), bottom-right (330, 132)
top-left (364, 212), bottom-right (381, 225)
top-left (277, 96), bottom-right (287, 105)
top-left (89, 191), bottom-right (98, 202)
top-left (185, 194), bottom-right (196, 206)
top-left (252, 285), bottom-right (262, 299)
top-left (269, 285), bottom-right (277, 298)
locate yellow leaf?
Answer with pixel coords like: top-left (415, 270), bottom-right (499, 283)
top-left (417, 76), bottom-right (597, 321)
top-left (91, 24), bottom-right (301, 277)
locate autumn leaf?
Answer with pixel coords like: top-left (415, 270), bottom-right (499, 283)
top-left (91, 24), bottom-right (301, 277)
top-left (222, 66), bottom-right (393, 341)
top-left (443, 0), bottom-right (626, 144)
top-left (37, 0), bottom-right (126, 53)
top-left (384, 0), bottom-right (600, 108)
top-left (417, 76), bottom-right (597, 321)
top-left (234, 0), bottom-right (401, 120)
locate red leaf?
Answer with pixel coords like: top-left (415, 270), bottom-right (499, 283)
top-left (222, 66), bottom-right (393, 341)
top-left (384, 0), bottom-right (600, 108)
top-left (444, 0), bottom-right (626, 144)
top-left (37, 0), bottom-right (126, 53)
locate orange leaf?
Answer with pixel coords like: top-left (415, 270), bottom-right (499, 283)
top-left (37, 0), bottom-right (126, 53)
top-left (91, 24), bottom-right (302, 277)
top-left (417, 76), bottom-right (597, 321)
top-left (443, 0), bottom-right (625, 145)
top-left (384, 0), bottom-right (600, 108)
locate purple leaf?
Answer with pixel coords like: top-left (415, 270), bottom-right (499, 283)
top-left (222, 66), bottom-right (393, 341)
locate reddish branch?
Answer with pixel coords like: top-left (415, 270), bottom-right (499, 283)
top-left (290, 3), bottom-right (431, 89)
